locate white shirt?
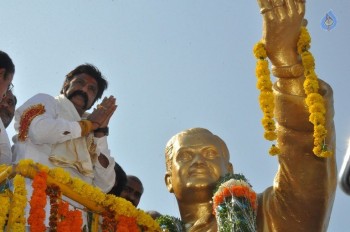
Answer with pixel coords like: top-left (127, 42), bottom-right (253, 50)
top-left (0, 118), bottom-right (12, 164)
top-left (13, 93), bottom-right (115, 192)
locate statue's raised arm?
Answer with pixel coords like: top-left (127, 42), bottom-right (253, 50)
top-left (256, 1), bottom-right (337, 231)
top-left (258, 0), bottom-right (305, 67)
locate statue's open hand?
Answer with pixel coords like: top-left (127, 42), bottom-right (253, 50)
top-left (87, 96), bottom-right (117, 130)
top-left (257, 0), bottom-right (305, 66)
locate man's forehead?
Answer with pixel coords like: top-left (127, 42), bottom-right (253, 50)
top-left (73, 73), bottom-right (98, 85)
top-left (127, 179), bottom-right (143, 192)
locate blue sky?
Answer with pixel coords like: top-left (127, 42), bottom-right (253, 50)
top-left (1, 1), bottom-right (349, 231)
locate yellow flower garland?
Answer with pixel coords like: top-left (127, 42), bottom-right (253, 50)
top-left (0, 190), bottom-right (11, 232)
top-left (15, 159), bottom-right (161, 231)
top-left (253, 42), bottom-right (279, 155)
top-left (298, 27), bottom-right (332, 157)
top-left (7, 175), bottom-right (27, 232)
top-left (253, 27), bottom-right (332, 158)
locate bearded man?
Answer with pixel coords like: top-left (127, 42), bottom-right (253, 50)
top-left (13, 64), bottom-right (117, 192)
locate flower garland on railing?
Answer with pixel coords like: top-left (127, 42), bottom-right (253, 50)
top-left (116, 215), bottom-right (140, 232)
top-left (0, 190), bottom-right (11, 232)
top-left (7, 174), bottom-right (27, 232)
top-left (56, 201), bottom-right (82, 232)
top-left (253, 42), bottom-right (279, 155)
top-left (101, 210), bottom-right (117, 232)
top-left (57, 201), bottom-right (69, 231)
top-left (28, 171), bottom-right (48, 232)
top-left (47, 185), bottom-right (60, 231)
top-left (253, 26), bottom-right (332, 157)
top-left (14, 159), bottom-right (160, 231)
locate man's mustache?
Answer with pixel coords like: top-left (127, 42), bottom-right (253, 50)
top-left (67, 90), bottom-right (89, 109)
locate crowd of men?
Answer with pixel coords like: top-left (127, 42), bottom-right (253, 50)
top-left (0, 50), bottom-right (154, 228)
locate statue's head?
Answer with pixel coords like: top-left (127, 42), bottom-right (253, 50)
top-left (165, 128), bottom-right (233, 202)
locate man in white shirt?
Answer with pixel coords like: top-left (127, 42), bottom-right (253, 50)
top-left (0, 90), bottom-right (17, 164)
top-left (13, 63), bottom-right (117, 192)
top-left (0, 50), bottom-right (15, 164)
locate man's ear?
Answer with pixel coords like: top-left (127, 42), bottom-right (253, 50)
top-left (165, 172), bottom-right (173, 193)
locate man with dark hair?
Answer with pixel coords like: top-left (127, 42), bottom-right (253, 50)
top-left (0, 50), bottom-right (15, 102)
top-left (0, 50), bottom-right (15, 164)
top-left (13, 64), bottom-right (117, 226)
top-left (60, 64), bottom-right (108, 110)
top-left (120, 175), bottom-right (144, 207)
top-left (108, 162), bottom-right (127, 196)
top-left (0, 89), bottom-right (17, 164)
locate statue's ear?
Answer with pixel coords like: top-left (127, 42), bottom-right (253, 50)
top-left (165, 172), bottom-right (173, 193)
top-left (227, 162), bottom-right (233, 174)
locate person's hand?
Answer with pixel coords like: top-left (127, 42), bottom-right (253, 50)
top-left (257, 0), bottom-right (306, 66)
top-left (87, 96), bottom-right (117, 130)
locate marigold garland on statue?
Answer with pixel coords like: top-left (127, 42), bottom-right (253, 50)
top-left (157, 174), bottom-right (257, 232)
top-left (212, 174), bottom-right (257, 232)
top-left (253, 26), bottom-right (332, 158)
top-left (297, 27), bottom-right (332, 157)
top-left (253, 42), bottom-right (279, 155)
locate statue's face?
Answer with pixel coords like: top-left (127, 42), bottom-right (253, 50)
top-left (166, 133), bottom-right (231, 201)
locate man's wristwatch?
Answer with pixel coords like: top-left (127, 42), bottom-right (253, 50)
top-left (94, 127), bottom-right (109, 136)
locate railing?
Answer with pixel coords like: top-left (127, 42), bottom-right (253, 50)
top-left (0, 159), bottom-right (160, 232)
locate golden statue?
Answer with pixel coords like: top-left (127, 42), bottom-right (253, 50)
top-left (164, 1), bottom-right (337, 231)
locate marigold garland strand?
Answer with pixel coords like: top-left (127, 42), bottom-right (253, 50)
top-left (7, 175), bottom-right (27, 232)
top-left (47, 185), bottom-right (61, 232)
top-left (28, 171), bottom-right (48, 232)
top-left (0, 190), bottom-right (11, 232)
top-left (253, 27), bottom-right (332, 157)
top-left (297, 27), bottom-right (332, 157)
top-left (253, 42), bottom-right (279, 155)
top-left (15, 159), bottom-right (160, 231)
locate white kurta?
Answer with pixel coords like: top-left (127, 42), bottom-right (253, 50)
top-left (0, 118), bottom-right (12, 164)
top-left (13, 93), bottom-right (115, 192)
